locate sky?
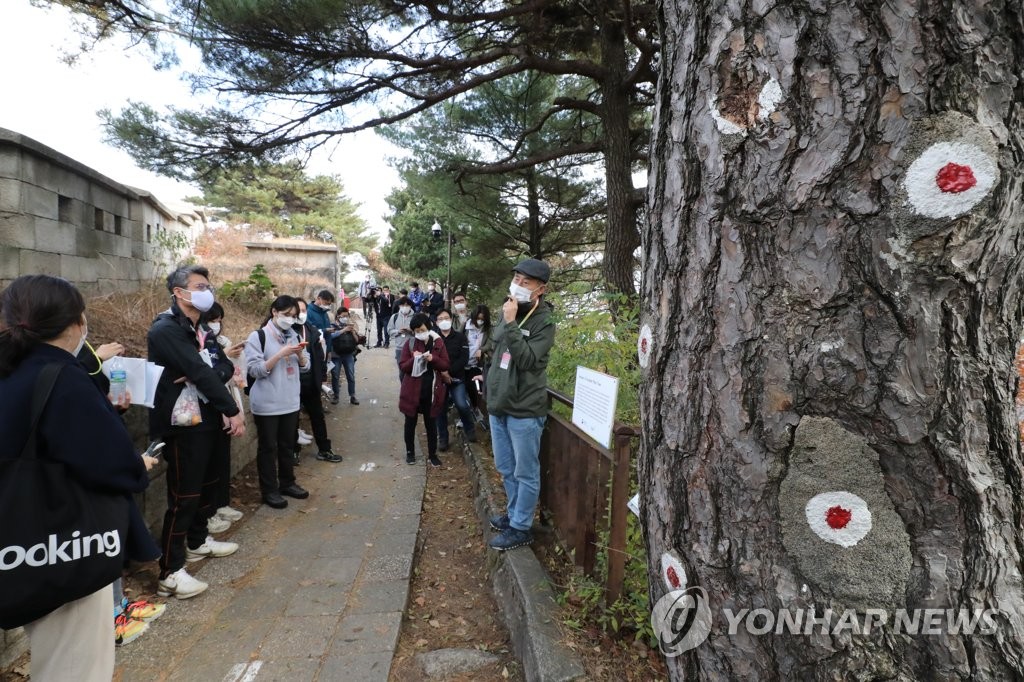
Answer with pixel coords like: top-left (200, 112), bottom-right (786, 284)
top-left (0, 1), bottom-right (403, 242)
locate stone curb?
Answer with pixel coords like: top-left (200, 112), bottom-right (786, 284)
top-left (457, 435), bottom-right (585, 682)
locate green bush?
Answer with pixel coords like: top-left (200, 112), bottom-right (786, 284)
top-left (219, 264), bottom-right (276, 305)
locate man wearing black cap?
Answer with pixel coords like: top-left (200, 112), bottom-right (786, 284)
top-left (485, 258), bottom-right (556, 551)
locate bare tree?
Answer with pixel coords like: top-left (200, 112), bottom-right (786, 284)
top-left (641, 0), bottom-right (1024, 678)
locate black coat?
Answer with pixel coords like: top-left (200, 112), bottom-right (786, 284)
top-left (424, 291), bottom-right (445, 317)
top-left (0, 344), bottom-right (159, 562)
top-left (295, 322), bottom-right (327, 391)
top-left (376, 293), bottom-right (396, 319)
top-left (437, 329), bottom-right (469, 381)
top-left (147, 304), bottom-right (239, 439)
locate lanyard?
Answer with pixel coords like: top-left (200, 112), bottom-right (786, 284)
top-left (83, 340), bottom-right (103, 375)
top-left (516, 299), bottom-right (540, 329)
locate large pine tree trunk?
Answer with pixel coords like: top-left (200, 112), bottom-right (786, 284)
top-left (640, 1), bottom-right (1024, 678)
top-left (601, 8), bottom-right (641, 298)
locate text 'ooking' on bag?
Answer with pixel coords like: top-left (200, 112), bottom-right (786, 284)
top-left (0, 364), bottom-right (130, 629)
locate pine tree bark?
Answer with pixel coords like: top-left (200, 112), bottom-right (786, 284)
top-left (640, 1), bottom-right (1024, 679)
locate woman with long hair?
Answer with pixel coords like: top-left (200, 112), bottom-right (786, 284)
top-left (0, 275), bottom-right (156, 681)
top-left (244, 295), bottom-right (311, 509)
top-left (465, 304), bottom-right (493, 411)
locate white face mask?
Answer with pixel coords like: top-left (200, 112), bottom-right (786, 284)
top-left (208, 322), bottom-right (222, 335)
top-left (475, 320), bottom-right (485, 328)
top-left (183, 288), bottom-right (215, 312)
top-left (438, 320), bottom-right (452, 331)
top-left (275, 315), bottom-right (295, 330)
top-left (454, 303), bottom-right (466, 312)
top-left (428, 286), bottom-right (435, 292)
top-left (400, 306), bottom-right (412, 314)
top-left (415, 331), bottom-right (430, 341)
top-left (319, 302), bottom-right (331, 311)
top-left (339, 317), bottom-right (349, 325)
top-left (73, 323), bottom-right (88, 357)
top-left (509, 281), bottom-right (537, 303)
top-left (297, 313), bottom-right (307, 325)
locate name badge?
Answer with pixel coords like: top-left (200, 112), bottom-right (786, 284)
top-left (521, 329), bottom-right (531, 337)
top-left (286, 365), bottom-right (296, 376)
top-left (499, 352), bottom-right (511, 370)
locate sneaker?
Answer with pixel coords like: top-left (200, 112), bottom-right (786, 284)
top-left (216, 506), bottom-right (243, 522)
top-left (428, 455), bottom-right (443, 468)
top-left (488, 527), bottom-right (533, 551)
top-left (321, 384), bottom-right (334, 398)
top-left (207, 515), bottom-right (230, 533)
top-left (316, 450), bottom-right (343, 463)
top-left (297, 432), bottom-right (313, 446)
top-left (298, 428), bottom-right (313, 440)
top-left (120, 597), bottom-right (166, 622)
top-left (186, 536), bottom-right (239, 562)
top-left (438, 441), bottom-right (449, 452)
top-left (350, 396), bottom-right (360, 405)
top-left (406, 452), bottom-right (416, 465)
top-left (114, 613), bottom-right (148, 646)
top-left (330, 396), bottom-right (340, 405)
top-left (157, 568), bottom-right (208, 599)
top-left (489, 514), bottom-right (510, 532)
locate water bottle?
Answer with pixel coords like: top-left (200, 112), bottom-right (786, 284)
top-left (109, 356), bottom-right (128, 404)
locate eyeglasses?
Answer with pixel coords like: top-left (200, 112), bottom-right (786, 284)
top-left (187, 284), bottom-right (216, 293)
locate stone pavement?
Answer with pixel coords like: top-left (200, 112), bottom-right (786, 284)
top-left (114, 342), bottom-right (423, 682)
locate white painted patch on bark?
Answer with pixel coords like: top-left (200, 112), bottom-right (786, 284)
top-left (904, 142), bottom-right (997, 218)
top-left (757, 78), bottom-right (783, 120)
top-left (638, 323), bottom-right (654, 368)
top-left (819, 340), bottom-right (843, 352)
top-left (709, 98), bottom-right (747, 136)
top-left (661, 550), bottom-right (687, 591)
top-left (805, 491), bottom-right (872, 548)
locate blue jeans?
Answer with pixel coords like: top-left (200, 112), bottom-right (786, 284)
top-left (437, 381), bottom-right (476, 441)
top-left (337, 352), bottom-right (356, 397)
top-left (489, 414), bottom-right (546, 532)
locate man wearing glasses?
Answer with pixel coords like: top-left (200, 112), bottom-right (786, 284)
top-left (147, 265), bottom-right (246, 599)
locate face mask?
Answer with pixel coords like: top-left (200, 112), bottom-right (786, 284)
top-left (297, 313), bottom-right (307, 325)
top-left (400, 306), bottom-right (412, 314)
top-left (475, 320), bottom-right (485, 328)
top-left (319, 303), bottom-right (331, 311)
top-left (454, 303), bottom-right (466, 312)
top-left (339, 317), bottom-right (349, 325)
top-left (184, 288), bottom-right (215, 312)
top-left (438, 320), bottom-right (452, 331)
top-left (208, 322), bottom-right (222, 335)
top-left (275, 315), bottom-right (295, 330)
top-left (428, 286), bottom-right (435, 292)
top-left (509, 281), bottom-right (536, 303)
top-left (415, 331), bottom-right (430, 341)
top-left (73, 323), bottom-right (88, 357)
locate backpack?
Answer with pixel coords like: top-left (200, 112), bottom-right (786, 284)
top-left (243, 329), bottom-right (265, 395)
top-left (332, 330), bottom-right (358, 355)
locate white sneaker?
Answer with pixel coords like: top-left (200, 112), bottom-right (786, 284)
top-left (216, 506), bottom-right (243, 522)
top-left (157, 568), bottom-right (208, 599)
top-left (298, 428), bottom-right (313, 440)
top-left (321, 384), bottom-right (334, 398)
top-left (185, 536), bottom-right (239, 562)
top-left (297, 432), bottom-right (313, 446)
top-left (207, 515), bottom-right (231, 533)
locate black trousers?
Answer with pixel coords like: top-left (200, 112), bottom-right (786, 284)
top-left (298, 387), bottom-right (331, 452)
top-left (376, 313), bottom-right (389, 345)
top-left (210, 428), bottom-right (232, 509)
top-left (160, 429), bottom-right (219, 576)
top-left (254, 412), bottom-right (299, 496)
top-left (404, 412), bottom-right (437, 458)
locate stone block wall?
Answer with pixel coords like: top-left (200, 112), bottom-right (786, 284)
top-left (0, 128), bottom-right (202, 293)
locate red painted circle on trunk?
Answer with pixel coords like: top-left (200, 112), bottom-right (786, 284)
top-left (640, 338), bottom-right (649, 354)
top-left (935, 163), bottom-right (977, 193)
top-left (666, 565), bottom-right (681, 589)
top-left (826, 505), bottom-right (852, 530)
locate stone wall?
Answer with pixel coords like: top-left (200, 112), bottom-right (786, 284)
top-left (0, 128), bottom-right (200, 293)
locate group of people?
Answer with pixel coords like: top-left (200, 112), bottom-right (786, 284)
top-left (0, 256), bottom-right (557, 680)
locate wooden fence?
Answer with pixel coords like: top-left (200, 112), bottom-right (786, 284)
top-left (539, 388), bottom-right (639, 606)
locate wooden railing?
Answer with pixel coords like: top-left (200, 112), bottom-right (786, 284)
top-left (539, 388), bottom-right (639, 606)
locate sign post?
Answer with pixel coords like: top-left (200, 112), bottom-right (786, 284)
top-left (571, 366), bottom-right (620, 449)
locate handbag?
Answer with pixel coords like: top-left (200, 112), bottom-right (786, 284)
top-left (0, 363), bottom-right (130, 629)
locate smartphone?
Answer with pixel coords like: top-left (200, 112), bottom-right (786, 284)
top-left (297, 341), bottom-right (309, 348)
top-left (143, 441), bottom-right (165, 459)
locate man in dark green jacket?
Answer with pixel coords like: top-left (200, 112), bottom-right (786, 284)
top-left (486, 258), bottom-right (556, 551)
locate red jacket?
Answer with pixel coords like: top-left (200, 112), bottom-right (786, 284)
top-left (398, 336), bottom-right (450, 417)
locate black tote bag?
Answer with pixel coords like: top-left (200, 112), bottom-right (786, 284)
top-left (0, 363), bottom-right (130, 630)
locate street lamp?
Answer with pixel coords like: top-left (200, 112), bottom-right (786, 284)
top-left (431, 219), bottom-right (453, 306)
